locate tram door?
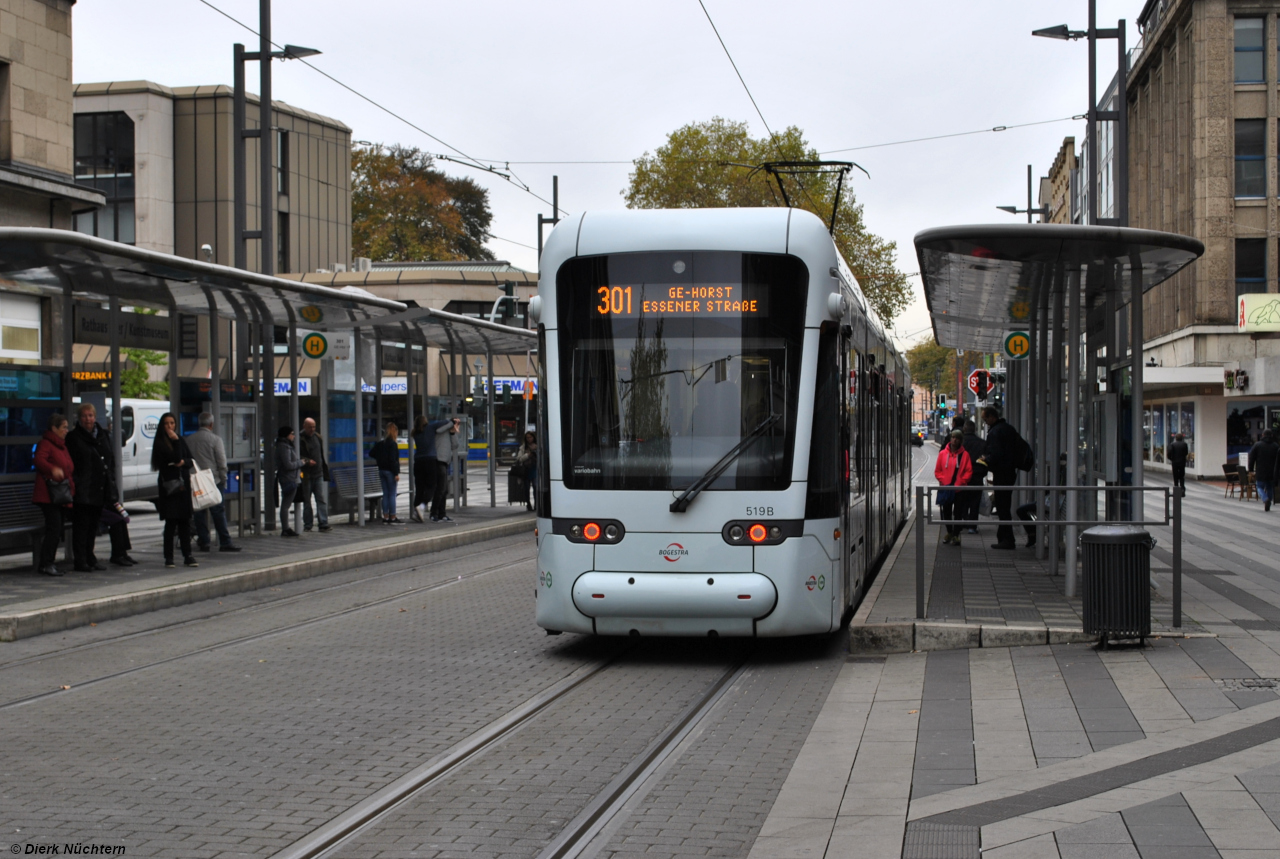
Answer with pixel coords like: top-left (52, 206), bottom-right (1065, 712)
top-left (839, 328), bottom-right (853, 610)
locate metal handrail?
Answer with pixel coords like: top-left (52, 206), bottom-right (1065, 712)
top-left (913, 483), bottom-right (1183, 629)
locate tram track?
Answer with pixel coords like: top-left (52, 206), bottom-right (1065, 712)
top-left (0, 551), bottom-right (533, 711)
top-left (273, 650), bottom-right (753, 859)
top-left (0, 537), bottom-right (531, 673)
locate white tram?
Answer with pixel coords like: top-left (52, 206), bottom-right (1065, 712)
top-left (530, 208), bottom-right (911, 637)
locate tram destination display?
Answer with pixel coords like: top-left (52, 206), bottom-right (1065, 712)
top-left (593, 283), bottom-right (769, 318)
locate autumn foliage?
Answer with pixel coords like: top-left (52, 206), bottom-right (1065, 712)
top-left (352, 145), bottom-right (494, 262)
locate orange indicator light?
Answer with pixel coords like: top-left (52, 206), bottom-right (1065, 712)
top-left (748, 523), bottom-right (767, 543)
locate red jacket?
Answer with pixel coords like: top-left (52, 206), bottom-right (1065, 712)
top-left (934, 444), bottom-right (973, 489)
top-left (32, 430), bottom-right (75, 506)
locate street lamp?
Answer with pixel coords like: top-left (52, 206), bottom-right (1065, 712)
top-left (1033, 0), bottom-right (1126, 227)
top-left (997, 165), bottom-right (1050, 223)
top-left (231, 0), bottom-right (323, 275)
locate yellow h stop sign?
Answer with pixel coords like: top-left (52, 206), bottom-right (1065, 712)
top-left (302, 332), bottom-right (328, 359)
top-left (1004, 331), bottom-right (1030, 360)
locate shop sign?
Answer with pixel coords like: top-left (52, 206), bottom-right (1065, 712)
top-left (258, 379), bottom-right (313, 396)
top-left (381, 377), bottom-right (409, 395)
top-left (469, 376), bottom-right (539, 396)
top-left (1238, 294), bottom-right (1280, 332)
top-left (74, 306), bottom-right (171, 350)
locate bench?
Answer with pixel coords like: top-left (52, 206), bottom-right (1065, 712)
top-left (328, 464), bottom-right (384, 522)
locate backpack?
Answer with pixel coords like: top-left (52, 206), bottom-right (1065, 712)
top-left (1016, 433), bottom-right (1035, 472)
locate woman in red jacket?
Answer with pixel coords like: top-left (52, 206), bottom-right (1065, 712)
top-left (33, 413), bottom-right (74, 576)
top-left (934, 429), bottom-right (973, 546)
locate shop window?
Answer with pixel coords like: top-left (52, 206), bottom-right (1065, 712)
top-left (1236, 18), bottom-right (1265, 83)
top-left (1236, 238), bottom-right (1267, 296)
top-left (73, 112), bottom-right (136, 244)
top-left (1180, 402), bottom-right (1195, 466)
top-left (1143, 406), bottom-right (1152, 462)
top-left (1153, 406), bottom-right (1165, 463)
top-left (1236, 120), bottom-right (1266, 198)
top-left (277, 211), bottom-right (289, 274)
top-left (0, 293), bottom-right (41, 363)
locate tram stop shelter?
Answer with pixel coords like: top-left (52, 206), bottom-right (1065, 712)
top-left (914, 223), bottom-right (1203, 601)
top-left (0, 228), bottom-right (535, 556)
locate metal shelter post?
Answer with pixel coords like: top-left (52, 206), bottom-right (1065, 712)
top-left (258, 0), bottom-right (274, 277)
top-left (205, 288), bottom-right (222, 424)
top-left (1049, 272), bottom-right (1064, 573)
top-left (487, 346), bottom-right (495, 508)
top-left (354, 326), bottom-right (365, 526)
top-left (108, 294), bottom-right (123, 498)
top-left (61, 282), bottom-right (73, 419)
top-left (1173, 488), bottom-right (1182, 628)
top-left (915, 485), bottom-right (925, 619)
top-left (288, 317), bottom-right (300, 533)
top-left (375, 335), bottom-right (384, 516)
top-left (1035, 279), bottom-right (1051, 559)
top-left (1065, 268), bottom-right (1082, 596)
top-left (258, 302), bottom-right (276, 530)
top-left (1130, 252), bottom-right (1144, 523)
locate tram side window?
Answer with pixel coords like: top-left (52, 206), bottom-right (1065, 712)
top-left (806, 324), bottom-right (841, 518)
top-left (535, 325), bottom-right (551, 516)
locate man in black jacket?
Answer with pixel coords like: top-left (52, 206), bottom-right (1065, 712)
top-left (1167, 433), bottom-right (1189, 495)
top-left (1250, 429), bottom-right (1280, 512)
top-left (65, 403), bottom-right (115, 571)
top-left (976, 405), bottom-right (1023, 550)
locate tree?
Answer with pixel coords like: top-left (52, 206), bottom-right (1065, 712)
top-left (352, 145), bottom-right (495, 262)
top-left (120, 348), bottom-right (168, 399)
top-left (906, 336), bottom-right (953, 401)
top-left (624, 118), bottom-right (912, 324)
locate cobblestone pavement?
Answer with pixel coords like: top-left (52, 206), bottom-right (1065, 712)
top-left (0, 529), bottom-right (847, 859)
top-left (751, 465), bottom-right (1280, 858)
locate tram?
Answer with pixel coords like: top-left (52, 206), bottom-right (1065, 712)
top-left (530, 208), bottom-right (911, 637)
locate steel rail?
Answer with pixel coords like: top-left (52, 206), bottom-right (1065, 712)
top-left (0, 555), bottom-right (531, 711)
top-left (0, 540), bottom-right (530, 673)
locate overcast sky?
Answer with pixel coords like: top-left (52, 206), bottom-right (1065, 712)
top-left (74, 0), bottom-right (1140, 347)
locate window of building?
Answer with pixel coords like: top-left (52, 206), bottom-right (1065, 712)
top-left (73, 112), bottom-right (136, 244)
top-left (0, 293), bottom-right (41, 364)
top-left (1236, 119), bottom-right (1266, 197)
top-left (277, 212), bottom-right (289, 274)
top-left (276, 129), bottom-right (288, 196)
top-left (1236, 18), bottom-right (1265, 83)
top-left (1236, 237), bottom-right (1267, 296)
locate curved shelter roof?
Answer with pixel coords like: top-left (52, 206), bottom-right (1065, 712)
top-left (914, 224), bottom-right (1203, 352)
top-left (0, 229), bottom-right (534, 353)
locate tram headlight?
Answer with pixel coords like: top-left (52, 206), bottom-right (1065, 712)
top-left (748, 523), bottom-right (768, 543)
top-left (583, 522), bottom-right (602, 541)
top-left (728, 524), bottom-right (745, 542)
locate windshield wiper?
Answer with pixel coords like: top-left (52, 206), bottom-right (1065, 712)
top-left (669, 414), bottom-right (780, 513)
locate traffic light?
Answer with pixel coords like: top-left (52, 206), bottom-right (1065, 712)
top-left (503, 383), bottom-right (512, 405)
top-left (976, 370), bottom-right (988, 400)
top-left (500, 281), bottom-right (515, 322)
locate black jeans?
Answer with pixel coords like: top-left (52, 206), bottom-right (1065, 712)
top-left (1171, 463), bottom-right (1186, 490)
top-left (109, 520), bottom-right (131, 559)
top-left (38, 503), bottom-right (66, 567)
top-left (163, 518), bottom-right (192, 561)
top-left (413, 458), bottom-right (437, 508)
top-left (431, 460), bottom-right (449, 519)
top-left (71, 502), bottom-right (102, 566)
top-left (940, 501), bottom-right (961, 538)
top-left (992, 478), bottom-right (1015, 546)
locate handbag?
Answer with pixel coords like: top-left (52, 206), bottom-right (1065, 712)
top-left (160, 477), bottom-right (184, 497)
top-left (190, 461), bottom-right (223, 511)
top-left (45, 478), bottom-right (72, 506)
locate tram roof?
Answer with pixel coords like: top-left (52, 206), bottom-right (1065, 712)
top-left (0, 229), bottom-right (533, 353)
top-left (914, 224), bottom-right (1203, 352)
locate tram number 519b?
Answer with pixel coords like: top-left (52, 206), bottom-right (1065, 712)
top-left (597, 286), bottom-right (633, 315)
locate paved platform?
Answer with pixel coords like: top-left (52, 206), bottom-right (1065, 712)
top-left (750, 452), bottom-right (1280, 858)
top-left (0, 469), bottom-right (533, 640)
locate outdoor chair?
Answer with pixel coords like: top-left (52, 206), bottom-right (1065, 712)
top-left (1238, 465), bottom-right (1257, 501)
top-left (1223, 463), bottom-right (1240, 497)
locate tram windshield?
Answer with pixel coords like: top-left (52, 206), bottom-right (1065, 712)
top-left (557, 251), bottom-right (808, 492)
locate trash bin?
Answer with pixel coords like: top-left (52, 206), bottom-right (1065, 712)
top-left (1081, 525), bottom-right (1154, 643)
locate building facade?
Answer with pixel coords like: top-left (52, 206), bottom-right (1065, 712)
top-left (72, 80), bottom-right (351, 274)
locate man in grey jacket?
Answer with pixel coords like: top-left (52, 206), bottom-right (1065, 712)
top-left (298, 417), bottom-right (330, 532)
top-left (186, 412), bottom-right (241, 552)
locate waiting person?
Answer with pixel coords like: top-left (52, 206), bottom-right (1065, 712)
top-left (934, 430), bottom-right (973, 546)
top-left (960, 419), bottom-right (986, 534)
top-left (370, 422), bottom-right (403, 524)
top-left (186, 412), bottom-right (241, 552)
top-left (298, 418), bottom-right (330, 532)
top-left (275, 426), bottom-right (301, 537)
top-left (66, 403), bottom-right (114, 572)
top-left (1249, 429), bottom-right (1280, 512)
top-left (410, 415), bottom-right (454, 523)
top-left (431, 418), bottom-right (461, 523)
top-left (1168, 432), bottom-right (1189, 496)
top-left (97, 415), bottom-right (135, 567)
top-left (514, 430), bottom-right (537, 512)
top-left (976, 405), bottom-right (1026, 550)
top-left (152, 412), bottom-right (197, 568)
top-left (32, 413), bottom-right (73, 576)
